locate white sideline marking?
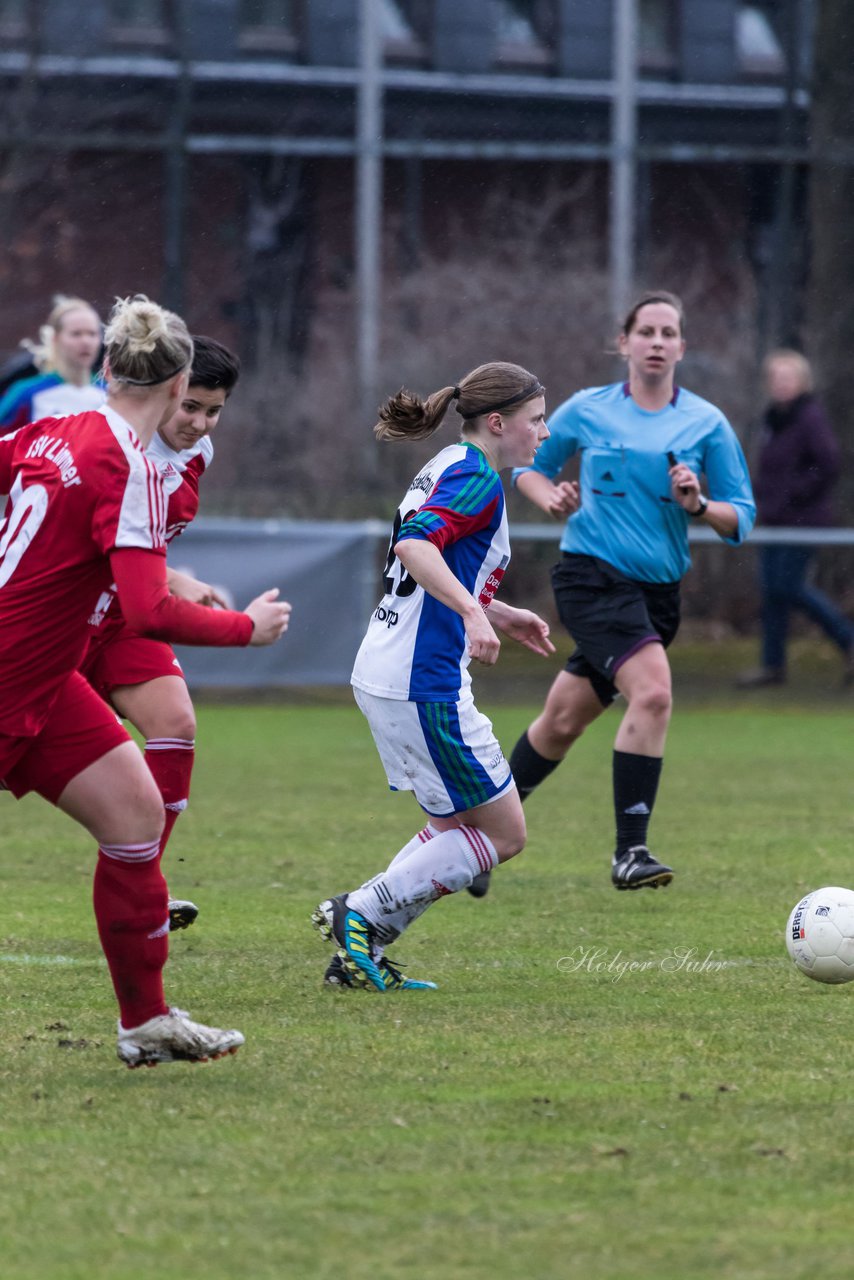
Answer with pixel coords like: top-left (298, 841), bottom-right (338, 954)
top-left (0, 953), bottom-right (95, 967)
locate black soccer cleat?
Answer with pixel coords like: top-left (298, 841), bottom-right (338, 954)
top-left (168, 898), bottom-right (199, 931)
top-left (466, 870), bottom-right (492, 899)
top-left (323, 952), bottom-right (355, 987)
top-left (611, 845), bottom-right (674, 891)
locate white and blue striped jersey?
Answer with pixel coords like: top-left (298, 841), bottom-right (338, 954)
top-left (351, 442), bottom-right (510, 702)
top-left (513, 382), bottom-right (756, 583)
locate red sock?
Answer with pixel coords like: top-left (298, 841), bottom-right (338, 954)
top-left (144, 737), bottom-right (195, 857)
top-left (93, 842), bottom-right (170, 1028)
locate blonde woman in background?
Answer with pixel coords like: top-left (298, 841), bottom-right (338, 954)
top-left (0, 295), bottom-right (105, 429)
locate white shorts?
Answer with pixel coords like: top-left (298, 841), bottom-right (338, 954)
top-left (353, 686), bottom-right (514, 817)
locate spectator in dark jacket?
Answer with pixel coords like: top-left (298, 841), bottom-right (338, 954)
top-left (738, 349), bottom-right (854, 688)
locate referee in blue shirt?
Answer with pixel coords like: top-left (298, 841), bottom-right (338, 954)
top-left (470, 291), bottom-right (755, 895)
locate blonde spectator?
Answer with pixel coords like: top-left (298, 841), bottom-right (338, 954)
top-left (0, 295), bottom-right (105, 429)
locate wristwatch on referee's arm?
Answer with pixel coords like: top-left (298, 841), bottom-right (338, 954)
top-left (688, 493), bottom-right (709, 518)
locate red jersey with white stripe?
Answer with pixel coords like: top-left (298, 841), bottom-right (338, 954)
top-left (0, 407), bottom-right (167, 735)
top-left (153, 430), bottom-right (211, 543)
top-left (86, 431), bottom-right (212, 651)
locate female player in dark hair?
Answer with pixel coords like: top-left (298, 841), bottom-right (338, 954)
top-left (0, 296), bottom-right (290, 1067)
top-left (313, 361), bottom-right (555, 992)
top-left (81, 336), bottom-right (242, 932)
top-left (479, 292), bottom-right (754, 898)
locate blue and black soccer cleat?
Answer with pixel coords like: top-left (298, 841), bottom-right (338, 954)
top-left (323, 950), bottom-right (437, 991)
top-left (311, 894), bottom-right (387, 992)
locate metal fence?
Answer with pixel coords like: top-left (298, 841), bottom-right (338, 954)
top-left (169, 518), bottom-right (854, 688)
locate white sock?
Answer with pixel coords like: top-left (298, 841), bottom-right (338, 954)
top-left (387, 822), bottom-right (441, 871)
top-left (367, 824), bottom-right (440, 959)
top-left (347, 825), bottom-right (498, 940)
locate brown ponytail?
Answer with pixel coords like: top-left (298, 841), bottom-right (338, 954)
top-left (374, 361), bottom-right (543, 442)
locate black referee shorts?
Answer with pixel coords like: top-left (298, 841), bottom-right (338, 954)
top-left (551, 553), bottom-right (682, 707)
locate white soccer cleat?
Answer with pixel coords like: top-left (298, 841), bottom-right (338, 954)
top-left (117, 1006), bottom-right (245, 1068)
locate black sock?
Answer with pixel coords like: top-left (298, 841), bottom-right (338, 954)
top-left (613, 750), bottom-right (663, 854)
top-left (509, 731), bottom-right (562, 801)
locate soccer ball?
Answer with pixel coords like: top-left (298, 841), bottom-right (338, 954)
top-left (786, 887), bottom-right (854, 984)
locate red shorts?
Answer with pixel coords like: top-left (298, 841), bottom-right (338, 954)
top-left (81, 630), bottom-right (185, 702)
top-left (0, 672), bottom-right (131, 803)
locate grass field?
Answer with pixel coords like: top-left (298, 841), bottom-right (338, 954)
top-left (2, 659), bottom-right (854, 1279)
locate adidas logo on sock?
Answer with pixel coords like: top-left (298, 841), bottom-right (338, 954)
top-left (624, 802), bottom-right (650, 815)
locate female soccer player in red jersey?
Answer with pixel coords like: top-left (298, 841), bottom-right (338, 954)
top-left (81, 336), bottom-right (241, 932)
top-left (0, 295), bottom-right (290, 1067)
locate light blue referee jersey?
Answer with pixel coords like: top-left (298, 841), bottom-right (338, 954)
top-left (513, 382), bottom-right (756, 583)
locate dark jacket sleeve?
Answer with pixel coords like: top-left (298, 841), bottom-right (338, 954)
top-left (786, 399), bottom-right (840, 509)
top-left (753, 397), bottom-right (841, 526)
